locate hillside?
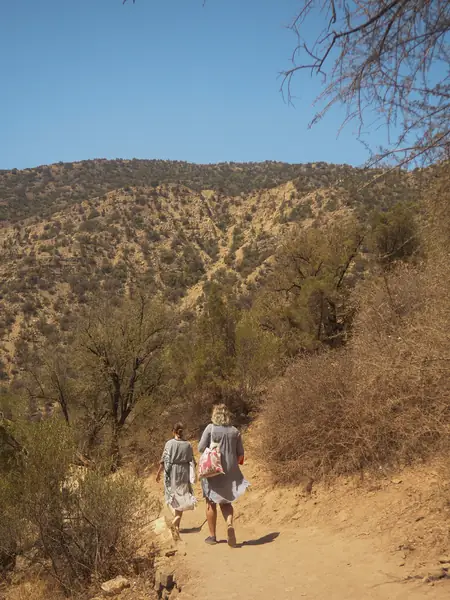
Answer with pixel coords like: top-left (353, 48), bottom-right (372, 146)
top-left (0, 160), bottom-right (420, 376)
top-left (0, 159), bottom-right (416, 224)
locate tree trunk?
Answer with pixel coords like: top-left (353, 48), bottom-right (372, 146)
top-left (110, 419), bottom-right (122, 472)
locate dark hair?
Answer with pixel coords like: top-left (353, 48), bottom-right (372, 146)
top-left (173, 422), bottom-right (184, 437)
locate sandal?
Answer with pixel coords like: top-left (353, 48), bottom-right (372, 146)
top-left (227, 526), bottom-right (237, 548)
top-left (204, 536), bottom-right (217, 545)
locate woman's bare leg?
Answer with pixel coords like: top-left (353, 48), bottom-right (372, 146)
top-left (220, 503), bottom-right (236, 547)
top-left (206, 500), bottom-right (217, 537)
top-left (219, 503), bottom-right (234, 527)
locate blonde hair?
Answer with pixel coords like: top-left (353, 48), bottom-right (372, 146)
top-left (211, 404), bottom-right (232, 427)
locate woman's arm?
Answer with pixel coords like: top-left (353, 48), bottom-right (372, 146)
top-left (198, 424), bottom-right (211, 453)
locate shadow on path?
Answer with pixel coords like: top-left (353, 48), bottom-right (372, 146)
top-left (238, 532), bottom-right (280, 547)
top-left (180, 524), bottom-right (280, 548)
top-left (213, 532), bottom-right (281, 547)
top-left (180, 520), bottom-right (207, 534)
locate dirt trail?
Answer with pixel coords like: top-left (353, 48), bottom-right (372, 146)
top-left (147, 440), bottom-right (449, 600)
top-left (173, 505), bottom-right (447, 600)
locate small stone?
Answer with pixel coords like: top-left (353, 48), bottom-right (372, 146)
top-left (161, 573), bottom-right (174, 589)
top-left (165, 549), bottom-right (177, 557)
top-left (100, 576), bottom-right (130, 596)
top-left (391, 478), bottom-right (402, 484)
top-left (438, 555), bottom-right (450, 564)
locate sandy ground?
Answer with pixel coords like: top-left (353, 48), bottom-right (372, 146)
top-left (147, 447), bottom-right (450, 600)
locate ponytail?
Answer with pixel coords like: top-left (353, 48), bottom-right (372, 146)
top-left (173, 422), bottom-right (184, 438)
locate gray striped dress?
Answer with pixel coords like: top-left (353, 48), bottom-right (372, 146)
top-left (160, 438), bottom-right (197, 511)
top-left (198, 424), bottom-right (250, 504)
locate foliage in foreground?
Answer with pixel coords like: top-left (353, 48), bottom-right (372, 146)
top-left (0, 418), bottom-right (152, 594)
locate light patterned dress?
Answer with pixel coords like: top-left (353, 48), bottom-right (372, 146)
top-left (198, 424), bottom-right (249, 504)
top-left (160, 438), bottom-right (197, 512)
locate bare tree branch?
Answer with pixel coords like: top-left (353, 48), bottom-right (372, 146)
top-left (280, 0), bottom-right (450, 166)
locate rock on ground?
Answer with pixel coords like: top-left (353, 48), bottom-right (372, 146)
top-left (100, 575), bottom-right (130, 597)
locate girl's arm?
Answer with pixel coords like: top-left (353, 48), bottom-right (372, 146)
top-left (156, 441), bottom-right (169, 482)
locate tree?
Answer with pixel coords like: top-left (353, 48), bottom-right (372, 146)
top-left (256, 218), bottom-right (365, 351)
top-left (20, 344), bottom-right (75, 425)
top-left (187, 283), bottom-right (237, 390)
top-left (369, 202), bottom-right (419, 267)
top-left (76, 293), bottom-right (174, 468)
top-left (282, 0), bottom-right (450, 167)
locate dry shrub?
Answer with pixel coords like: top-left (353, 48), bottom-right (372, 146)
top-left (1, 419), bottom-right (151, 595)
top-left (0, 479), bottom-right (26, 573)
top-left (260, 351), bottom-right (353, 481)
top-left (261, 255), bottom-right (450, 482)
top-left (3, 578), bottom-right (64, 600)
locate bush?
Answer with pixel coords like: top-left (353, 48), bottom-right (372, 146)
top-left (260, 258), bottom-right (450, 483)
top-left (1, 418), bottom-right (153, 593)
top-left (0, 477), bottom-right (24, 571)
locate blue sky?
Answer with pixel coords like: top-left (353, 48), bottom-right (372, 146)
top-left (1, 0), bottom-right (385, 169)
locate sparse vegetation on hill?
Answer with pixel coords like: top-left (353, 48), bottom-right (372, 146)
top-left (0, 158), bottom-right (417, 223)
top-left (0, 161), bottom-right (421, 374)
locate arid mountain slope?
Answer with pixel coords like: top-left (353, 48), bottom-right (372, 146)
top-left (0, 160), bottom-right (421, 376)
top-left (0, 158), bottom-right (418, 223)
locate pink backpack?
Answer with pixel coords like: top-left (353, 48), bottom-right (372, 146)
top-left (198, 427), bottom-right (225, 479)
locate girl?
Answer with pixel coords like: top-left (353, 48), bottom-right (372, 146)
top-left (156, 423), bottom-right (197, 537)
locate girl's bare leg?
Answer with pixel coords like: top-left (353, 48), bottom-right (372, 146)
top-left (172, 510), bottom-right (182, 531)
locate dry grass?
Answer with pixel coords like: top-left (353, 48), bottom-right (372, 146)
top-left (260, 178), bottom-right (450, 482)
top-left (3, 578), bottom-right (64, 600)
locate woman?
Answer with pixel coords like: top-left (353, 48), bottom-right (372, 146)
top-left (156, 423), bottom-right (197, 537)
top-left (198, 404), bottom-right (249, 547)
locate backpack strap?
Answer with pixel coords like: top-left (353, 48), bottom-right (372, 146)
top-left (210, 424), bottom-right (221, 449)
